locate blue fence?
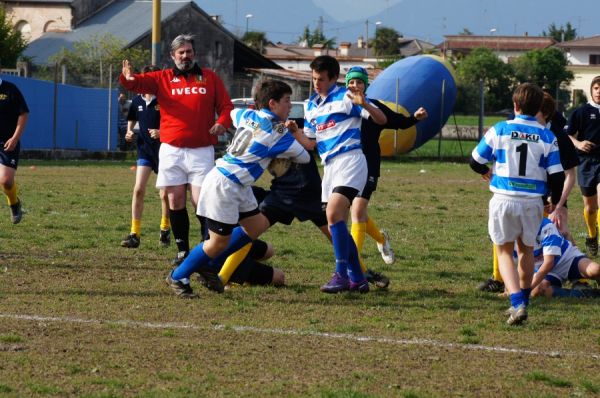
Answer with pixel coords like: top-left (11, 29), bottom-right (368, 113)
top-left (1, 74), bottom-right (119, 151)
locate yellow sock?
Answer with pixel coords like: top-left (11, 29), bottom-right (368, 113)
top-left (160, 216), bottom-right (170, 231)
top-left (219, 243), bottom-right (252, 284)
top-left (351, 222), bottom-right (367, 253)
top-left (492, 245), bottom-right (503, 282)
top-left (3, 183), bottom-right (18, 206)
top-left (584, 209), bottom-right (598, 238)
top-left (366, 216), bottom-right (384, 244)
top-left (131, 219), bottom-right (141, 236)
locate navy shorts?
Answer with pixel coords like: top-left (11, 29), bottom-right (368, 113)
top-left (259, 190), bottom-right (327, 227)
top-left (229, 259), bottom-right (274, 285)
top-left (578, 157), bottom-right (600, 196)
top-left (0, 142), bottom-right (20, 169)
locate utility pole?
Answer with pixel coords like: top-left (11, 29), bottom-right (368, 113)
top-left (152, 0), bottom-right (161, 66)
top-left (365, 20), bottom-right (369, 57)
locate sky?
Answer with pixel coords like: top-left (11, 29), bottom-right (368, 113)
top-left (195, 0), bottom-right (599, 45)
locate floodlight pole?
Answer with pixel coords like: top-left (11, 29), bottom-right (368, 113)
top-left (152, 0), bottom-right (161, 66)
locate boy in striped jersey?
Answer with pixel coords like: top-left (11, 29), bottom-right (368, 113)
top-left (471, 83), bottom-right (565, 325)
top-left (295, 55), bottom-right (387, 293)
top-left (530, 218), bottom-right (600, 298)
top-left (166, 80), bottom-right (310, 297)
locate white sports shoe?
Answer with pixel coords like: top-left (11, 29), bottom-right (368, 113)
top-left (506, 304), bottom-right (528, 325)
top-left (376, 229), bottom-right (395, 265)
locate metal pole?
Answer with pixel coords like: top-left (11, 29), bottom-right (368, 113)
top-left (107, 64), bottom-right (112, 151)
top-left (394, 77), bottom-right (399, 154)
top-left (478, 79), bottom-right (484, 140)
top-left (438, 79), bottom-right (446, 159)
top-left (152, 0), bottom-right (161, 66)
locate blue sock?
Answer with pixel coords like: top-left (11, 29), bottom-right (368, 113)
top-left (171, 242), bottom-right (211, 280)
top-left (552, 287), bottom-right (586, 298)
top-left (330, 221), bottom-right (349, 277)
top-left (346, 235), bottom-right (364, 283)
top-left (208, 227), bottom-right (252, 269)
top-left (522, 288), bottom-right (532, 306)
top-left (509, 291), bottom-right (525, 308)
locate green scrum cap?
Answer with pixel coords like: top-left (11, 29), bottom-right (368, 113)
top-left (345, 66), bottom-right (369, 88)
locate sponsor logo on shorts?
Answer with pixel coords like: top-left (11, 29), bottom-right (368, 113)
top-left (511, 131), bottom-right (539, 142)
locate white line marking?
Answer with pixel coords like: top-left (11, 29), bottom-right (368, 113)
top-left (1, 313), bottom-right (598, 360)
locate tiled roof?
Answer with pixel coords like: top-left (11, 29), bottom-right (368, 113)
top-left (442, 35), bottom-right (555, 51)
top-left (556, 35), bottom-right (600, 49)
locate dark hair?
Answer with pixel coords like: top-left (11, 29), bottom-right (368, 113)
top-left (591, 76), bottom-right (600, 96)
top-left (309, 55), bottom-right (340, 80)
top-left (512, 83), bottom-right (543, 116)
top-left (539, 92), bottom-right (556, 122)
top-left (142, 65), bottom-right (160, 73)
top-left (254, 80), bottom-right (292, 110)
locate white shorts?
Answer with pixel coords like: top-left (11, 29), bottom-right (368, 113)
top-left (488, 194), bottom-right (543, 246)
top-left (196, 168), bottom-right (258, 225)
top-left (156, 143), bottom-right (214, 188)
top-left (547, 245), bottom-right (584, 284)
top-left (321, 150), bottom-right (367, 203)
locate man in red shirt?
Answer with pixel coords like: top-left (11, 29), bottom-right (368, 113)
top-left (120, 34), bottom-right (233, 264)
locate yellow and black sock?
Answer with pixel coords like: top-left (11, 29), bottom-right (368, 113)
top-left (219, 243), bottom-right (252, 284)
top-left (160, 216), bottom-right (170, 231)
top-left (3, 182), bottom-right (18, 206)
top-left (351, 222), bottom-right (368, 273)
top-left (584, 209), bottom-right (598, 238)
top-left (366, 216), bottom-right (384, 244)
top-left (131, 219), bottom-right (141, 237)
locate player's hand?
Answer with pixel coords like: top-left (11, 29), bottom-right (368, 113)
top-left (122, 60), bottom-right (135, 81)
top-left (482, 169), bottom-right (492, 182)
top-left (3, 137), bottom-right (18, 152)
top-left (209, 123), bottom-right (226, 135)
top-left (414, 107), bottom-right (428, 120)
top-left (149, 129), bottom-right (160, 139)
top-left (285, 120), bottom-right (298, 133)
top-left (346, 90), bottom-right (366, 106)
top-left (125, 130), bottom-right (135, 142)
top-left (577, 140), bottom-right (595, 153)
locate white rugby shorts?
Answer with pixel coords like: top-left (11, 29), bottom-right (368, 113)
top-left (488, 194), bottom-right (543, 246)
top-left (156, 143), bottom-right (214, 188)
top-left (547, 245), bottom-right (585, 284)
top-left (196, 168), bottom-right (258, 225)
top-left (321, 150), bottom-right (367, 203)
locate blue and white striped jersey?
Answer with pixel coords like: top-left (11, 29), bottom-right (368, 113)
top-left (216, 108), bottom-right (310, 186)
top-left (533, 218), bottom-right (573, 267)
top-left (472, 115), bottom-right (563, 197)
top-left (303, 85), bottom-right (372, 164)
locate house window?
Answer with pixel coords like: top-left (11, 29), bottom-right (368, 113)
top-left (589, 54), bottom-right (600, 65)
top-left (15, 20), bottom-right (31, 41)
top-left (215, 41), bottom-right (222, 57)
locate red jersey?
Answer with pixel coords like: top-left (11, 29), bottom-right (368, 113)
top-left (119, 65), bottom-right (233, 148)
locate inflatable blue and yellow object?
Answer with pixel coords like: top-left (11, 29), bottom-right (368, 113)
top-left (367, 55), bottom-right (457, 155)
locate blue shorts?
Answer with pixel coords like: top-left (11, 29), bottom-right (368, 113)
top-left (137, 157), bottom-right (158, 173)
top-left (577, 157), bottom-right (600, 196)
top-left (0, 142), bottom-right (20, 169)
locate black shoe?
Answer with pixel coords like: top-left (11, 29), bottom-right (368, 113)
top-left (365, 269), bottom-right (390, 289)
top-left (121, 233), bottom-right (140, 248)
top-left (165, 273), bottom-right (198, 299)
top-left (585, 236), bottom-right (598, 256)
top-left (197, 267), bottom-right (225, 293)
top-left (10, 199), bottom-right (22, 224)
top-left (159, 229), bottom-right (171, 247)
top-left (171, 251), bottom-right (188, 266)
top-left (478, 278), bottom-right (504, 292)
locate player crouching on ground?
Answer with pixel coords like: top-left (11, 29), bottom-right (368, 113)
top-left (531, 218), bottom-right (600, 298)
top-left (166, 80), bottom-right (310, 297)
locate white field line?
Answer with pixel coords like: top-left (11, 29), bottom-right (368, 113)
top-left (1, 313), bottom-right (598, 360)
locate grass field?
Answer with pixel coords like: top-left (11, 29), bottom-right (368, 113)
top-left (1, 159), bottom-right (599, 397)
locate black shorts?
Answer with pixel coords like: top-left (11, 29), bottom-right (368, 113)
top-left (259, 191), bottom-right (327, 227)
top-left (206, 208), bottom-right (260, 236)
top-left (578, 157), bottom-right (600, 196)
top-left (229, 258), bottom-right (274, 285)
top-left (356, 176), bottom-right (378, 200)
top-left (0, 142), bottom-right (20, 169)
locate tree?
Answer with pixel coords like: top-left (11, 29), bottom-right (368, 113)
top-left (542, 22), bottom-right (577, 42)
top-left (48, 33), bottom-right (149, 87)
top-left (297, 25), bottom-right (335, 48)
top-left (242, 31), bottom-right (268, 54)
top-left (512, 47), bottom-right (574, 96)
top-left (0, 6), bottom-right (27, 68)
top-left (458, 28), bottom-right (474, 36)
top-left (373, 26), bottom-right (400, 56)
top-left (455, 47), bottom-right (514, 113)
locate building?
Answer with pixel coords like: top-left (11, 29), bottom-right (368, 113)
top-left (440, 34), bottom-right (555, 62)
top-left (556, 36), bottom-right (600, 103)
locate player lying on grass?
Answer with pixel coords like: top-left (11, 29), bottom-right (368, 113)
top-left (166, 79), bottom-right (310, 297)
top-left (530, 217), bottom-right (600, 298)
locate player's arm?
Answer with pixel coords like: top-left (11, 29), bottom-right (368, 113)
top-left (4, 112), bottom-right (28, 151)
top-left (125, 120), bottom-right (136, 142)
top-left (351, 92), bottom-right (386, 125)
top-left (531, 255), bottom-right (555, 290)
top-left (119, 60), bottom-right (159, 94)
top-left (377, 100), bottom-right (427, 130)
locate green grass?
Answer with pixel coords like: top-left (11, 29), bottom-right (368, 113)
top-left (0, 160), bottom-right (598, 397)
top-left (452, 114), bottom-right (506, 127)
